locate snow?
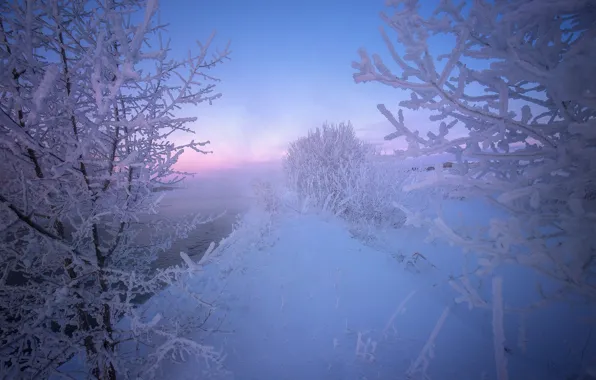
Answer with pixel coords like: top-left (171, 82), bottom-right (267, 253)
top-left (130, 193), bottom-right (596, 380)
top-left (48, 162), bottom-right (595, 379)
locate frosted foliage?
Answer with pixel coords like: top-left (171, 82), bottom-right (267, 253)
top-left (284, 122), bottom-right (368, 205)
top-left (283, 122), bottom-right (406, 227)
top-left (353, 0), bottom-right (596, 302)
top-left (0, 1), bottom-right (230, 379)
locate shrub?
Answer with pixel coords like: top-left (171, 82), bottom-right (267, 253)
top-left (353, 0), bottom-right (596, 302)
top-left (283, 122), bottom-right (405, 227)
top-left (354, 1), bottom-right (596, 378)
top-left (284, 122), bottom-right (368, 206)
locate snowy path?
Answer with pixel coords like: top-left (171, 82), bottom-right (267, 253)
top-left (151, 209), bottom-right (500, 379)
top-left (140, 201), bottom-right (595, 380)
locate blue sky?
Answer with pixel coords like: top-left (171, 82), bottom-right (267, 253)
top-left (158, 0), bottom-right (437, 171)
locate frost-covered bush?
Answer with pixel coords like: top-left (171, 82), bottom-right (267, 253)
top-left (355, 0), bottom-right (596, 301)
top-left (284, 122), bottom-right (368, 205)
top-left (0, 1), bottom-right (230, 378)
top-left (283, 122), bottom-right (405, 226)
top-left (340, 157), bottom-right (408, 227)
top-left (355, 1), bottom-right (596, 377)
top-left (283, 122), bottom-right (366, 210)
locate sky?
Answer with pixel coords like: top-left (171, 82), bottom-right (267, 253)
top-left (157, 0), bottom-right (441, 172)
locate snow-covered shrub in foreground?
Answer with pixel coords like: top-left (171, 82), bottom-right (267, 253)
top-left (0, 1), bottom-right (230, 378)
top-left (355, 0), bottom-right (596, 301)
top-left (283, 122), bottom-right (406, 227)
top-left (354, 0), bottom-right (596, 378)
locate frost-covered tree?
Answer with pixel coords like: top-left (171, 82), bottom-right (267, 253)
top-left (353, 0), bottom-right (596, 304)
top-left (0, 0), bottom-right (230, 378)
top-left (284, 122), bottom-right (368, 206)
top-left (283, 122), bottom-right (405, 227)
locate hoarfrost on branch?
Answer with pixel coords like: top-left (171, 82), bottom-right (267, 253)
top-left (0, 0), bottom-right (231, 378)
top-left (353, 0), bottom-right (596, 303)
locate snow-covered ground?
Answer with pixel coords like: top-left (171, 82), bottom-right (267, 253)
top-left (132, 186), bottom-right (596, 380)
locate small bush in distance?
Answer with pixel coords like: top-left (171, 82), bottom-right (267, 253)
top-left (283, 122), bottom-right (405, 227)
top-left (283, 122), bottom-right (368, 207)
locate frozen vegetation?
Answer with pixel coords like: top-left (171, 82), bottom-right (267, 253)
top-left (1, 0), bottom-right (596, 379)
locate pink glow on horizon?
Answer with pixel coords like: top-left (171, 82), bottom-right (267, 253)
top-left (174, 143), bottom-right (287, 174)
top-left (171, 107), bottom-right (479, 174)
top-left (173, 119), bottom-right (413, 173)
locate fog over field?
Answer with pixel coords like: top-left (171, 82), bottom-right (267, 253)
top-left (151, 154), bottom-right (464, 269)
top-left (150, 162), bottom-right (284, 268)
